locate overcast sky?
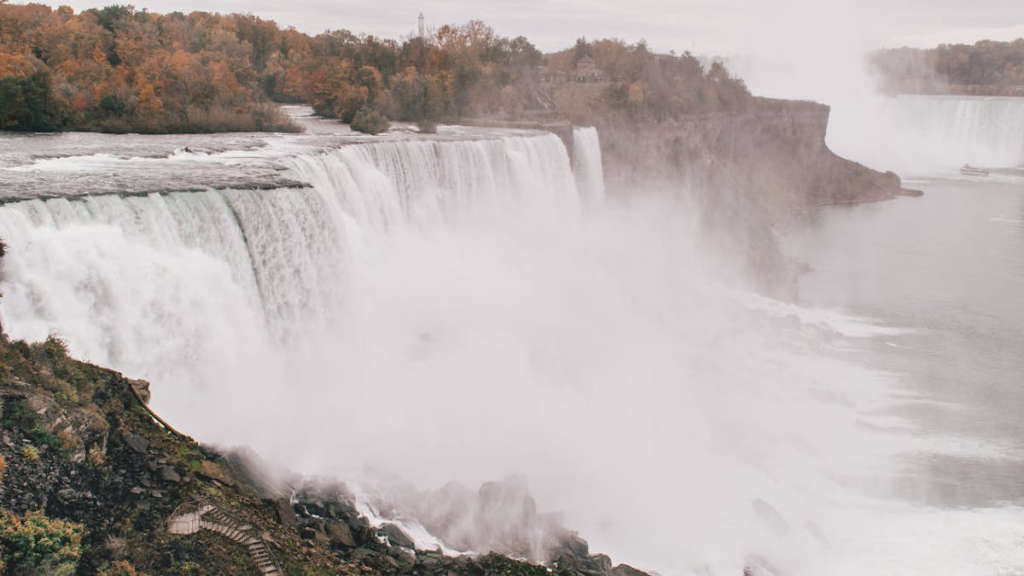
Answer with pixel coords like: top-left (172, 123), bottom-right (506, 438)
top-left (28, 0), bottom-right (1024, 100)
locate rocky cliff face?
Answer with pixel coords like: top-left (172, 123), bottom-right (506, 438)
top-left (596, 98), bottom-right (905, 209)
top-left (588, 98), bottom-right (911, 292)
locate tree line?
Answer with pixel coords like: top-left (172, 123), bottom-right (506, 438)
top-left (871, 39), bottom-right (1024, 96)
top-left (0, 3), bottom-right (751, 133)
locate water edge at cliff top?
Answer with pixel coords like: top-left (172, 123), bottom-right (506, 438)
top-left (0, 106), bottom-right (548, 201)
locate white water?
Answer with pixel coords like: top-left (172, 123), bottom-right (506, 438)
top-left (0, 121), bottom-right (992, 574)
top-left (829, 94), bottom-right (1024, 173)
top-left (572, 127), bottom-right (606, 203)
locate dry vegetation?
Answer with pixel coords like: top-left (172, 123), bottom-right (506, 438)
top-left (0, 3), bottom-right (751, 133)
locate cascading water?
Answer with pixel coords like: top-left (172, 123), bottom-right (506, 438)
top-left (828, 94), bottom-right (1024, 172)
top-left (0, 122), bottom-right (919, 575)
top-left (0, 133), bottom-right (579, 347)
top-left (572, 127), bottom-right (606, 202)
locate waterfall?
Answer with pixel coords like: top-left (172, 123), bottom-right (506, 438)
top-left (572, 127), bottom-right (606, 202)
top-left (0, 123), bottom-right (910, 575)
top-left (283, 135), bottom-right (580, 232)
top-left (828, 94), bottom-right (1024, 172)
top-left (0, 132), bottom-right (582, 412)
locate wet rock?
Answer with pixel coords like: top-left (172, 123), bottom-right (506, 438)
top-left (588, 554), bottom-right (613, 572)
top-left (381, 523), bottom-right (415, 549)
top-left (326, 519), bottom-right (356, 548)
top-left (392, 546), bottom-right (416, 571)
top-left (273, 498), bottom-right (296, 529)
top-left (304, 500), bottom-right (329, 518)
top-left (327, 499), bottom-right (358, 520)
top-left (562, 533), bottom-right (589, 558)
top-left (418, 551), bottom-right (444, 570)
top-left (351, 522), bottom-right (377, 547)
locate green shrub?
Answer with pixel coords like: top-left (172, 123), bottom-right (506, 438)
top-left (0, 71), bottom-right (64, 132)
top-left (0, 510), bottom-right (83, 576)
top-left (350, 106), bottom-right (390, 135)
top-left (173, 560), bottom-right (201, 575)
top-left (42, 334), bottom-right (69, 359)
top-left (87, 446), bottom-right (105, 467)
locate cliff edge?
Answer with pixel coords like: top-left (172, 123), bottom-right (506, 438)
top-left (595, 98), bottom-right (907, 208)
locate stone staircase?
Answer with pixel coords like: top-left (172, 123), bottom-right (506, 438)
top-left (168, 501), bottom-right (282, 575)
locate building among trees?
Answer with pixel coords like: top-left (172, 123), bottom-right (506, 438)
top-left (573, 55), bottom-right (604, 82)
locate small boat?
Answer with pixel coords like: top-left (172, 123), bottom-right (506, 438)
top-left (961, 164), bottom-right (990, 177)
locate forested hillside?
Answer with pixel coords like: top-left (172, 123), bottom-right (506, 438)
top-left (0, 4), bottom-right (299, 132)
top-left (0, 3), bottom-right (751, 133)
top-left (871, 39), bottom-right (1024, 96)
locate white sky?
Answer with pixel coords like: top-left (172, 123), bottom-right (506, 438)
top-left (24, 0), bottom-right (1024, 101)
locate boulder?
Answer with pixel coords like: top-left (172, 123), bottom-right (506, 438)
top-left (159, 466), bottom-right (181, 483)
top-left (197, 460), bottom-right (235, 486)
top-left (129, 379), bottom-right (151, 404)
top-left (381, 523), bottom-right (415, 549)
top-left (588, 553), bottom-right (613, 572)
top-left (326, 520), bottom-right (356, 548)
top-left (273, 498), bottom-right (296, 529)
top-left (125, 434), bottom-right (149, 454)
top-left (561, 533), bottom-right (589, 558)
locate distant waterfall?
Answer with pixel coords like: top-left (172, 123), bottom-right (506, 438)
top-left (0, 133), bottom-right (582, 397)
top-left (865, 95), bottom-right (1024, 170)
top-left (572, 127), bottom-right (606, 202)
